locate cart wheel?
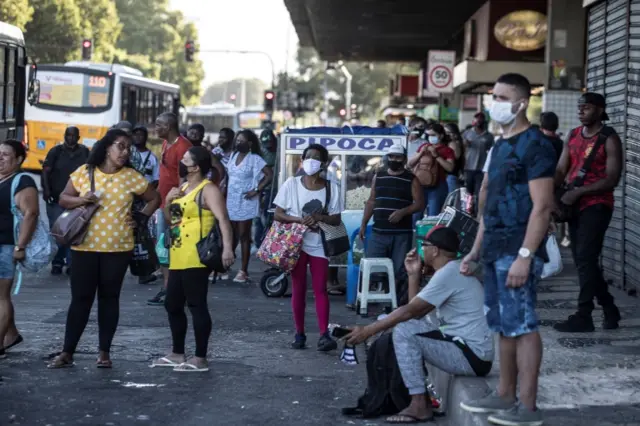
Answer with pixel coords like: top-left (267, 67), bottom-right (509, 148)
top-left (260, 270), bottom-right (289, 298)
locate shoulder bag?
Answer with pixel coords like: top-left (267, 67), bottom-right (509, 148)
top-left (554, 126), bottom-right (614, 222)
top-left (51, 167), bottom-right (101, 246)
top-left (11, 173), bottom-right (56, 294)
top-left (318, 181), bottom-right (350, 257)
top-left (195, 188), bottom-right (228, 273)
top-left (256, 177), bottom-right (307, 271)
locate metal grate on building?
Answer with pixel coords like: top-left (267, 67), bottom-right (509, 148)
top-left (586, 0), bottom-right (640, 292)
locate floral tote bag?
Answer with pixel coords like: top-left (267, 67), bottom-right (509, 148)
top-left (257, 177), bottom-right (307, 271)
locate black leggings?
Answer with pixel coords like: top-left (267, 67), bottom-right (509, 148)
top-left (165, 268), bottom-right (212, 358)
top-left (63, 250), bottom-right (132, 354)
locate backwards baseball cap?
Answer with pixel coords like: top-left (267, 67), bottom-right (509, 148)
top-left (579, 92), bottom-right (609, 121)
top-left (113, 120), bottom-right (133, 135)
top-left (388, 144), bottom-right (407, 156)
top-left (422, 226), bottom-right (460, 253)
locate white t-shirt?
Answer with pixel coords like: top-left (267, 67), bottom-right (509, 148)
top-left (139, 150), bottom-right (160, 183)
top-left (273, 176), bottom-right (344, 258)
top-left (482, 146), bottom-right (493, 173)
top-left (416, 260), bottom-right (494, 361)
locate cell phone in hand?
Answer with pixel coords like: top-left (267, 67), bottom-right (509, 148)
top-left (331, 327), bottom-right (353, 339)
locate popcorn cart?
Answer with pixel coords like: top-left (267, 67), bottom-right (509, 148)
top-left (259, 126), bottom-right (407, 297)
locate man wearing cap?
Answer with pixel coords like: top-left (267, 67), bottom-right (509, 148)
top-left (554, 92), bottom-right (622, 333)
top-left (347, 227), bottom-right (494, 423)
top-left (360, 144), bottom-right (424, 282)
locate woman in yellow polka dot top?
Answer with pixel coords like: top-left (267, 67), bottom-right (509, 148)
top-left (48, 129), bottom-right (161, 369)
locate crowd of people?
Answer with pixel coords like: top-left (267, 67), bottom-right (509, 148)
top-left (0, 71), bottom-right (623, 425)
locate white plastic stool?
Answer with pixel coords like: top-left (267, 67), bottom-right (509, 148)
top-left (356, 258), bottom-right (397, 316)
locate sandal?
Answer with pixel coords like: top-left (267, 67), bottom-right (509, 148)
top-left (150, 356), bottom-right (184, 368)
top-left (233, 271), bottom-right (249, 283)
top-left (47, 355), bottom-right (75, 369)
top-left (96, 358), bottom-right (112, 369)
top-left (173, 362), bottom-right (209, 373)
top-left (4, 334), bottom-right (23, 351)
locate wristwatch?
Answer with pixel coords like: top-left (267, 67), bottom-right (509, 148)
top-left (14, 246), bottom-right (24, 252)
top-left (518, 247), bottom-right (531, 259)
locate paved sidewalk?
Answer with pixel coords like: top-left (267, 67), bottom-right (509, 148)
top-left (435, 250), bottom-right (640, 426)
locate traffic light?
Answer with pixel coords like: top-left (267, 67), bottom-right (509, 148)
top-left (339, 108), bottom-right (347, 117)
top-left (264, 90), bottom-right (275, 112)
top-left (185, 41), bottom-right (195, 62)
top-left (81, 39), bottom-right (92, 61)
top-left (229, 94), bottom-right (237, 101)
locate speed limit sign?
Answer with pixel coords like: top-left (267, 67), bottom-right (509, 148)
top-left (427, 51), bottom-right (455, 93)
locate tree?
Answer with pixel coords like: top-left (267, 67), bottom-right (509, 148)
top-left (275, 46), bottom-right (418, 121)
top-left (114, 0), bottom-right (204, 105)
top-left (75, 0), bottom-right (122, 63)
top-left (202, 79), bottom-right (268, 106)
top-left (25, 0), bottom-right (83, 63)
top-left (0, 0), bottom-right (34, 31)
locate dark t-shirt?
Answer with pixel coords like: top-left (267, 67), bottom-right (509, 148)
top-left (43, 145), bottom-right (90, 200)
top-left (0, 174), bottom-right (37, 245)
top-left (547, 135), bottom-right (564, 163)
top-left (482, 127), bottom-right (556, 263)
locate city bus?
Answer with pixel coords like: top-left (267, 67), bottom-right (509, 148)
top-left (182, 103), bottom-right (283, 144)
top-left (0, 21), bottom-right (30, 144)
top-left (23, 61), bottom-right (180, 170)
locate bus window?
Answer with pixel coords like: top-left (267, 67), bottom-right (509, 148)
top-left (0, 49), bottom-right (5, 121)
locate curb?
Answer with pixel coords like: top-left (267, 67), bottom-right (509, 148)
top-left (429, 366), bottom-right (492, 426)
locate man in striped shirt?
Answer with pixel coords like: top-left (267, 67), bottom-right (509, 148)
top-left (359, 144), bottom-right (424, 281)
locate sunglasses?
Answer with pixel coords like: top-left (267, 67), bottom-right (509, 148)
top-left (113, 142), bottom-right (131, 154)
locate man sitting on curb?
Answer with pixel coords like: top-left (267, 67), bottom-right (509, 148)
top-left (346, 227), bottom-right (494, 423)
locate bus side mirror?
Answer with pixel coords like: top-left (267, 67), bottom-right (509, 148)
top-left (27, 79), bottom-right (40, 106)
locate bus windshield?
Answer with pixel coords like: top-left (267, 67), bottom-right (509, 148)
top-left (36, 68), bottom-right (112, 111)
top-left (184, 113), bottom-right (234, 133)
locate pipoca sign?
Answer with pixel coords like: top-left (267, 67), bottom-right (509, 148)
top-left (284, 134), bottom-right (406, 152)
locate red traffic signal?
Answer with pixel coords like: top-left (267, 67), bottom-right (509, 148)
top-left (81, 39), bottom-right (92, 60)
top-left (264, 90), bottom-right (275, 112)
top-left (185, 40), bottom-right (195, 62)
top-left (339, 108), bottom-right (347, 117)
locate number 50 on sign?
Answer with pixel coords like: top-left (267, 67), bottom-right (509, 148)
top-left (427, 50), bottom-right (455, 93)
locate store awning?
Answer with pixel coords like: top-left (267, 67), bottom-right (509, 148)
top-left (453, 60), bottom-right (546, 94)
top-left (284, 0), bottom-right (486, 62)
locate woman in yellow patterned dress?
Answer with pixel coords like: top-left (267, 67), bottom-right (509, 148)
top-left (48, 129), bottom-right (161, 369)
top-left (151, 146), bottom-right (234, 372)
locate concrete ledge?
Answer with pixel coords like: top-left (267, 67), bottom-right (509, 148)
top-left (428, 366), bottom-right (492, 426)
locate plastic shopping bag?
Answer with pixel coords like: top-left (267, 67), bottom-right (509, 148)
top-left (541, 233), bottom-right (563, 279)
top-left (156, 233), bottom-right (169, 267)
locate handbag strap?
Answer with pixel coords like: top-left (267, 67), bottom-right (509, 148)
top-left (197, 189), bottom-right (204, 241)
top-left (572, 127), bottom-right (611, 187)
top-left (89, 166), bottom-right (95, 193)
top-left (323, 180), bottom-right (331, 215)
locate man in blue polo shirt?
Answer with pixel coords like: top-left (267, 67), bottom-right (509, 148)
top-left (459, 73), bottom-right (556, 426)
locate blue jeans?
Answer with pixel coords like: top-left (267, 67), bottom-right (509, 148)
top-left (446, 174), bottom-right (459, 195)
top-left (483, 255), bottom-right (544, 337)
top-left (46, 203), bottom-right (71, 268)
top-left (0, 245), bottom-right (15, 279)
top-left (253, 188), bottom-right (275, 248)
top-left (413, 179), bottom-right (449, 225)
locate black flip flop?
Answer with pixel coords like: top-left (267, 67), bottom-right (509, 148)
top-left (4, 334), bottom-right (23, 351)
top-left (385, 414), bottom-right (434, 424)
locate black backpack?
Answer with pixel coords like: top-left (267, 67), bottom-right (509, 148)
top-left (342, 332), bottom-right (410, 418)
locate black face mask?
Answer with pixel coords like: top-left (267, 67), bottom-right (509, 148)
top-left (236, 143), bottom-right (250, 154)
top-left (388, 160), bottom-right (405, 172)
top-left (179, 162), bottom-right (190, 178)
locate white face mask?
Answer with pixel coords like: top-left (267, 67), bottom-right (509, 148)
top-left (489, 100), bottom-right (523, 125)
top-left (302, 158), bottom-right (322, 176)
top-left (428, 136), bottom-right (439, 144)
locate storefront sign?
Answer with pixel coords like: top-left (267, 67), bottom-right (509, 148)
top-left (284, 134), bottom-right (406, 153)
top-left (493, 10), bottom-right (548, 52)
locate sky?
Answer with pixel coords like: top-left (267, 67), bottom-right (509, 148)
top-left (169, 0), bottom-right (299, 90)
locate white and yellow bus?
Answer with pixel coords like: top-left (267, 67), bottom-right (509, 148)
top-left (23, 61), bottom-right (180, 170)
top-left (0, 21), bottom-right (30, 144)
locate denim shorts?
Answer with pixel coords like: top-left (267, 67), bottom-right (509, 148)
top-left (0, 245), bottom-right (16, 279)
top-left (483, 255), bottom-right (544, 337)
